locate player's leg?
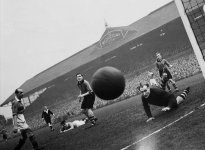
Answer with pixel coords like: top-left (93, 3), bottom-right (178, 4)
top-left (165, 69), bottom-right (178, 91)
top-left (87, 93), bottom-right (98, 124)
top-left (87, 109), bottom-right (98, 123)
top-left (3, 133), bottom-right (8, 142)
top-left (87, 109), bottom-right (96, 125)
top-left (81, 99), bottom-right (90, 120)
top-left (14, 130), bottom-right (27, 150)
top-left (169, 79), bottom-right (178, 90)
top-left (81, 109), bottom-right (89, 119)
top-left (166, 81), bottom-right (171, 92)
top-left (47, 119), bottom-right (54, 131)
top-left (48, 123), bottom-right (54, 131)
top-left (161, 82), bottom-right (165, 90)
top-left (176, 87), bottom-right (190, 104)
top-left (159, 70), bottom-right (163, 78)
top-left (27, 128), bottom-right (44, 150)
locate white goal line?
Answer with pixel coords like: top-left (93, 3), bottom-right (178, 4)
top-left (120, 102), bottom-right (205, 150)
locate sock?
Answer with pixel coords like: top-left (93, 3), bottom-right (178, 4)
top-left (179, 89), bottom-right (189, 99)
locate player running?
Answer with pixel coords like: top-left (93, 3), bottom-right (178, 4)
top-left (138, 83), bottom-right (190, 122)
top-left (42, 106), bottom-right (55, 131)
top-left (76, 73), bottom-right (98, 126)
top-left (12, 88), bottom-right (44, 150)
top-left (155, 52), bottom-right (179, 91)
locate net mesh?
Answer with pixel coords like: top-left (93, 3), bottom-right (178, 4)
top-left (181, 0), bottom-right (205, 60)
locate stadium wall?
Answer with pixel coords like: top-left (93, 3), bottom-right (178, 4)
top-left (1, 1), bottom-right (180, 106)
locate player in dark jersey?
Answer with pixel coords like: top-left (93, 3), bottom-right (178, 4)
top-left (138, 83), bottom-right (190, 122)
top-left (12, 89), bottom-right (44, 150)
top-left (76, 73), bottom-right (97, 125)
top-left (160, 72), bottom-right (171, 92)
top-left (155, 53), bottom-right (178, 91)
top-left (42, 106), bottom-right (55, 131)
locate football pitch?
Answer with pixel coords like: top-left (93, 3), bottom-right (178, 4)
top-left (1, 73), bottom-right (205, 150)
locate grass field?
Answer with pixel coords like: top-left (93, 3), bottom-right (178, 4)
top-left (1, 73), bottom-right (205, 150)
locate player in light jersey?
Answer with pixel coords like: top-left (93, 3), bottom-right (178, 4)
top-left (12, 89), bottom-right (44, 150)
top-left (60, 119), bottom-right (87, 133)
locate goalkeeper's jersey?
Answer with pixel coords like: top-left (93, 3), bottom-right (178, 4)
top-left (141, 88), bottom-right (177, 118)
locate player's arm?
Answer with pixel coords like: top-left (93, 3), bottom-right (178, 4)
top-left (41, 112), bottom-right (45, 120)
top-left (49, 110), bottom-right (55, 116)
top-left (78, 91), bottom-right (83, 102)
top-left (162, 96), bottom-right (176, 111)
top-left (164, 59), bottom-right (172, 67)
top-left (156, 62), bottom-right (160, 70)
top-left (142, 98), bottom-right (154, 122)
top-left (12, 102), bottom-right (19, 132)
top-left (13, 115), bottom-right (18, 129)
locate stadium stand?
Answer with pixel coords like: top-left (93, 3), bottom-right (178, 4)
top-left (1, 1), bottom-right (202, 130)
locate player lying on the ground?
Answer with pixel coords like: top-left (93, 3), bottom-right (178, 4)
top-left (137, 83), bottom-right (190, 122)
top-left (60, 118), bottom-right (87, 133)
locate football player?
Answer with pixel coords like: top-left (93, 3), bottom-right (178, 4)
top-left (138, 83), bottom-right (190, 122)
top-left (12, 88), bottom-right (44, 150)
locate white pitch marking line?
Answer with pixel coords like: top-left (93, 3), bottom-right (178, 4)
top-left (200, 103), bottom-right (205, 107)
top-left (121, 103), bottom-right (205, 150)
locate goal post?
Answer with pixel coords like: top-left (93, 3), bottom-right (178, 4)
top-left (174, 0), bottom-right (205, 79)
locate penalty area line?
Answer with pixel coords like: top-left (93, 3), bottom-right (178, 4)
top-left (121, 102), bottom-right (205, 150)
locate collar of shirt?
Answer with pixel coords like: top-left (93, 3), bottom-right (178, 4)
top-left (44, 109), bottom-right (49, 113)
top-left (15, 96), bottom-right (21, 102)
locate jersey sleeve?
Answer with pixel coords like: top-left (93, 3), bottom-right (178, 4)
top-left (42, 112), bottom-right (44, 118)
top-left (12, 101), bottom-right (19, 116)
top-left (156, 62), bottom-right (160, 69)
top-left (142, 97), bottom-right (153, 118)
top-left (164, 59), bottom-right (171, 67)
top-left (49, 110), bottom-right (54, 115)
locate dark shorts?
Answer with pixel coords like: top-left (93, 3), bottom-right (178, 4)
top-left (159, 68), bottom-right (172, 79)
top-left (3, 134), bottom-right (7, 140)
top-left (21, 128), bottom-right (34, 138)
top-left (168, 95), bottom-right (178, 109)
top-left (81, 92), bottom-right (95, 109)
top-left (45, 119), bottom-right (51, 124)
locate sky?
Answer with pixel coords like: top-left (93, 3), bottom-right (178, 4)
top-left (0, 0), bottom-right (173, 118)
